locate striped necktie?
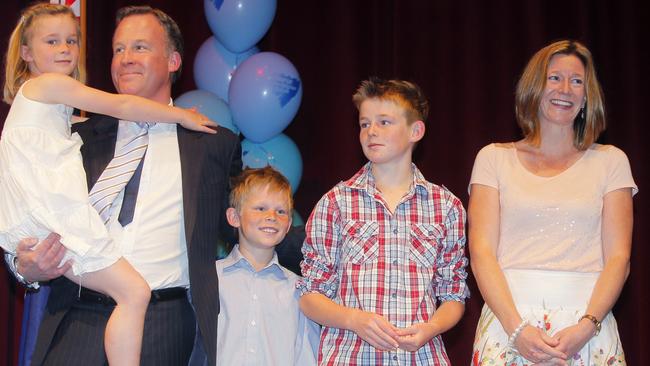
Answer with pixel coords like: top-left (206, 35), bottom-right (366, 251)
top-left (89, 122), bottom-right (151, 225)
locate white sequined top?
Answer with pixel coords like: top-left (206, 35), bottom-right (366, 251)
top-left (470, 143), bottom-right (637, 272)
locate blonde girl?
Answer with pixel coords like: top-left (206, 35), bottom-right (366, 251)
top-left (0, 3), bottom-right (215, 365)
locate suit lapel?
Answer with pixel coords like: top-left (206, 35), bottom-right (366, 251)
top-left (177, 127), bottom-right (206, 247)
top-left (73, 115), bottom-right (118, 190)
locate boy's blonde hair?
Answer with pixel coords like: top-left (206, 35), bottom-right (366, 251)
top-left (229, 166), bottom-right (293, 213)
top-left (3, 2), bottom-right (85, 104)
top-left (515, 40), bottom-right (606, 150)
top-left (352, 77), bottom-right (429, 124)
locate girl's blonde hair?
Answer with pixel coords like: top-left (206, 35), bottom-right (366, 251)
top-left (3, 2), bottom-right (85, 104)
top-left (515, 40), bottom-right (606, 150)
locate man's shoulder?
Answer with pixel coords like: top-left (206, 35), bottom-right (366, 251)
top-left (71, 114), bottom-right (117, 135)
top-left (179, 125), bottom-right (239, 143)
top-left (177, 125), bottom-right (241, 159)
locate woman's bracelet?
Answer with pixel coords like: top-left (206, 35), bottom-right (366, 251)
top-left (507, 319), bottom-right (529, 349)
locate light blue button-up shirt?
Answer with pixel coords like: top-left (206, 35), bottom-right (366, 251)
top-left (216, 245), bottom-right (320, 366)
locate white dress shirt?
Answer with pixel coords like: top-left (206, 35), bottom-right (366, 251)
top-left (106, 120), bottom-right (189, 289)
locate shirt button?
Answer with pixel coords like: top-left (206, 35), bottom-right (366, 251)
top-left (252, 294), bottom-right (258, 300)
top-left (392, 259), bottom-right (398, 265)
top-left (251, 320), bottom-right (256, 326)
top-left (392, 229), bottom-right (398, 234)
top-left (391, 292), bottom-right (397, 299)
top-left (393, 355), bottom-right (398, 361)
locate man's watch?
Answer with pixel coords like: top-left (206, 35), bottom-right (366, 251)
top-left (7, 254), bottom-right (40, 290)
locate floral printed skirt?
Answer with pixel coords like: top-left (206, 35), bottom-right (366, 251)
top-left (472, 269), bottom-right (626, 366)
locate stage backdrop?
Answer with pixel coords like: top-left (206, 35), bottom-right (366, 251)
top-left (2, 1), bottom-right (647, 365)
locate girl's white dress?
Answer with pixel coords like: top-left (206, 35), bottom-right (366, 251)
top-left (470, 142), bottom-right (637, 366)
top-left (0, 82), bottom-right (119, 275)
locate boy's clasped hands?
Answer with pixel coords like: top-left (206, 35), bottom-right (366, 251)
top-left (349, 309), bottom-right (440, 352)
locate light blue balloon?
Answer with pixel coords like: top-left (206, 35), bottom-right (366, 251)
top-left (204, 0), bottom-right (276, 53)
top-left (194, 36), bottom-right (258, 102)
top-left (291, 211), bottom-right (304, 227)
top-left (174, 89), bottom-right (239, 134)
top-left (229, 52), bottom-right (302, 143)
top-left (241, 134), bottom-right (302, 193)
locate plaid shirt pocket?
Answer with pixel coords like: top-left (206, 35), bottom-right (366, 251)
top-left (409, 223), bottom-right (444, 267)
top-left (341, 220), bottom-right (379, 264)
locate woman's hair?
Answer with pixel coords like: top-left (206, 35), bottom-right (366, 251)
top-left (515, 40), bottom-right (606, 150)
top-left (3, 2), bottom-right (85, 104)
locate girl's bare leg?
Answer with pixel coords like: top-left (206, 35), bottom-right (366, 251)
top-left (66, 257), bottom-right (150, 366)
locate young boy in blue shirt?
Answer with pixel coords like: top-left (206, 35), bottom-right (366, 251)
top-left (216, 166), bottom-right (319, 365)
top-left (298, 78), bottom-right (469, 365)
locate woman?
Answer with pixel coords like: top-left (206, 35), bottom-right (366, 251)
top-left (470, 40), bottom-right (636, 365)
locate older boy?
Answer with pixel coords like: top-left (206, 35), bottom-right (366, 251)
top-left (298, 78), bottom-right (469, 365)
top-left (216, 167), bottom-right (319, 366)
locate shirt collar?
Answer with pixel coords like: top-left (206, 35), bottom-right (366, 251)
top-left (345, 162), bottom-right (429, 198)
top-left (222, 244), bottom-right (287, 278)
top-left (119, 98), bottom-right (175, 132)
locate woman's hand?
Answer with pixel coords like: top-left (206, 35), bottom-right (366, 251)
top-left (179, 108), bottom-right (218, 133)
top-left (514, 325), bottom-right (568, 364)
top-left (552, 320), bottom-right (595, 360)
top-left (532, 358), bottom-right (569, 366)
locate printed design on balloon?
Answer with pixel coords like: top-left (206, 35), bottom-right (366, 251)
top-left (211, 0), bottom-right (224, 11)
top-left (199, 0), bottom-right (302, 191)
top-left (274, 73), bottom-right (301, 107)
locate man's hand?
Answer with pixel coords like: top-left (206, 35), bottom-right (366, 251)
top-left (348, 309), bottom-right (400, 351)
top-left (16, 233), bottom-right (71, 282)
top-left (395, 322), bottom-right (439, 352)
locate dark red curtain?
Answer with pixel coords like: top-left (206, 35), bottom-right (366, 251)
top-left (2, 1), bottom-right (647, 365)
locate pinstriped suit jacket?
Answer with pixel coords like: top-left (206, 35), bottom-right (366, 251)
top-left (31, 114), bottom-right (242, 366)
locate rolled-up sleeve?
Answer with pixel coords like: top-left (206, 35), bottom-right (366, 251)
top-left (297, 192), bottom-right (342, 299)
top-left (435, 194), bottom-right (470, 303)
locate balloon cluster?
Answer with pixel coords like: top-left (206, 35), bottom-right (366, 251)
top-left (175, 0), bottom-right (303, 195)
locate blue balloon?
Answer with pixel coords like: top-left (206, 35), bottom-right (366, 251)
top-left (229, 52), bottom-right (302, 143)
top-left (291, 211), bottom-right (304, 227)
top-left (204, 0), bottom-right (276, 53)
top-left (194, 36), bottom-right (258, 102)
top-left (174, 89), bottom-right (239, 134)
top-left (241, 134), bottom-right (302, 193)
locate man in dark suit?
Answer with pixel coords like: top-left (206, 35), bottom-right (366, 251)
top-left (5, 6), bottom-right (302, 366)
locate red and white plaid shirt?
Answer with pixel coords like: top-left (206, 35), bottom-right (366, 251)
top-left (298, 163), bottom-right (469, 365)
